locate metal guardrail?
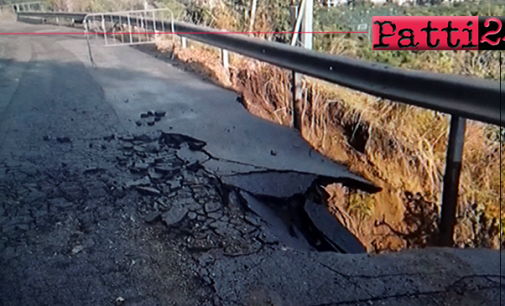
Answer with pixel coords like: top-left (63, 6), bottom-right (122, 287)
top-left (1, 1), bottom-right (44, 13)
top-left (17, 11), bottom-right (86, 22)
top-left (84, 9), bottom-right (175, 47)
top-left (15, 11), bottom-right (504, 247)
top-left (18, 11), bottom-right (503, 127)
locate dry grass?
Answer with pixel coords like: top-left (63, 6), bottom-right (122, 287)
top-left (0, 7), bottom-right (15, 20)
top-left (153, 4), bottom-right (503, 252)
top-left (45, 0), bottom-right (144, 12)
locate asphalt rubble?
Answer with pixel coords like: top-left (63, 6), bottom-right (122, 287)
top-left (1, 129), bottom-right (502, 306)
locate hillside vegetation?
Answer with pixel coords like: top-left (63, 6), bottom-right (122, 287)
top-left (41, 0), bottom-right (504, 252)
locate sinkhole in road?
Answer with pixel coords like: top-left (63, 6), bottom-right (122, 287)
top-left (118, 130), bottom-right (368, 254)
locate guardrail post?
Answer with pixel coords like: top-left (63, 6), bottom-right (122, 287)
top-left (438, 115), bottom-right (466, 247)
top-left (136, 16), bottom-right (141, 42)
top-left (181, 37), bottom-right (187, 49)
top-left (220, 49), bottom-right (229, 69)
top-left (140, 15), bottom-right (145, 41)
top-left (152, 11), bottom-right (157, 33)
top-left (127, 13), bottom-right (133, 43)
top-left (102, 16), bottom-right (108, 45)
top-left (291, 70), bottom-right (302, 131)
top-left (110, 15), bottom-right (114, 44)
top-left (301, 0), bottom-right (313, 50)
top-left (94, 16), bottom-right (98, 39)
top-left (119, 16), bottom-right (124, 42)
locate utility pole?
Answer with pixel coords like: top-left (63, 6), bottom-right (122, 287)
top-left (291, 0), bottom-right (305, 46)
top-left (301, 0), bottom-right (313, 49)
top-left (248, 0), bottom-right (258, 34)
top-left (290, 0), bottom-right (313, 132)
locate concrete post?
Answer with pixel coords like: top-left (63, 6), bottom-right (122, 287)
top-left (221, 49), bottom-right (229, 69)
top-left (291, 71), bottom-right (302, 131)
top-left (301, 0), bottom-right (313, 50)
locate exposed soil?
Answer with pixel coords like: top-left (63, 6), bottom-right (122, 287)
top-left (148, 39), bottom-right (504, 254)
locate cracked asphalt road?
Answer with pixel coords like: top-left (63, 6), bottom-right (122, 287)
top-left (0, 21), bottom-right (503, 306)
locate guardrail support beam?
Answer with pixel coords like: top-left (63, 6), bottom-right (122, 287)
top-left (102, 17), bottom-right (108, 45)
top-left (291, 70), bottom-right (302, 131)
top-left (438, 115), bottom-right (466, 247)
top-left (221, 49), bottom-right (229, 69)
top-left (127, 13), bottom-right (133, 43)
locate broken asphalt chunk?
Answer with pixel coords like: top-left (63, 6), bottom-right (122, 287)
top-left (136, 186), bottom-right (161, 196)
top-left (162, 205), bottom-right (189, 226)
top-left (304, 200), bottom-right (366, 254)
top-left (176, 144), bottom-right (209, 165)
top-left (166, 179), bottom-right (182, 190)
top-left (144, 142), bottom-right (160, 153)
top-left (133, 134), bottom-right (153, 142)
top-left (187, 140), bottom-right (206, 151)
top-left (123, 143), bottom-right (134, 150)
top-left (244, 214), bottom-right (262, 227)
top-left (144, 212), bottom-right (161, 224)
top-left (115, 297), bottom-right (125, 306)
top-left (198, 253), bottom-right (215, 267)
top-left (148, 168), bottom-right (164, 180)
top-left (133, 162), bottom-right (149, 172)
top-left (155, 111), bottom-right (166, 117)
top-left (222, 171), bottom-right (316, 198)
top-left (125, 177), bottom-right (151, 188)
top-left (155, 165), bottom-right (178, 175)
top-left (71, 245), bottom-right (84, 255)
top-left (119, 135), bottom-right (134, 141)
top-left (257, 231), bottom-right (280, 244)
top-left (207, 211), bottom-right (223, 220)
top-left (159, 132), bottom-right (207, 151)
top-left (204, 202), bottom-right (221, 214)
top-left (140, 113), bottom-right (149, 118)
top-left (116, 158), bottom-right (128, 166)
top-left (186, 162), bottom-right (202, 172)
top-left (133, 145), bottom-right (145, 152)
top-left (144, 157), bottom-right (156, 165)
top-left (209, 221), bottom-right (227, 229)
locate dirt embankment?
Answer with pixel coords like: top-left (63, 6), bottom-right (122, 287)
top-left (150, 37), bottom-right (503, 253)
